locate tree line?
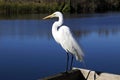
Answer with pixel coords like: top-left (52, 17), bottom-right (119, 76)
top-left (0, 0), bottom-right (120, 14)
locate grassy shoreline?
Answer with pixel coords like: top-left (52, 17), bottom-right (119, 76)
top-left (0, 0), bottom-right (120, 14)
top-left (0, 2), bottom-right (62, 14)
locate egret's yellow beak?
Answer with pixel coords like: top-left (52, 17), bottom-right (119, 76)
top-left (43, 14), bottom-right (54, 19)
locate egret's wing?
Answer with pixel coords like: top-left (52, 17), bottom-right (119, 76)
top-left (58, 26), bottom-right (84, 61)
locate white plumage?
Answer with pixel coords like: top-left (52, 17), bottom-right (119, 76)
top-left (43, 11), bottom-right (84, 70)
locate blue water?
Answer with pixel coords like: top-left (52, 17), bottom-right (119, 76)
top-left (0, 13), bottom-right (120, 80)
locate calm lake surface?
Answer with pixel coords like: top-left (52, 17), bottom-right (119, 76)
top-left (0, 13), bottom-right (120, 80)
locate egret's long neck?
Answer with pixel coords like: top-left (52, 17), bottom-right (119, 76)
top-left (52, 14), bottom-right (63, 31)
top-left (52, 14), bottom-right (63, 43)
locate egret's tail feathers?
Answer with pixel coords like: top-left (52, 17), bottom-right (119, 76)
top-left (76, 54), bottom-right (86, 68)
top-left (76, 53), bottom-right (84, 62)
top-left (74, 47), bottom-right (84, 62)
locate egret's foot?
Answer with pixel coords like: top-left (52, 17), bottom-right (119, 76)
top-left (65, 71), bottom-right (69, 74)
top-left (70, 67), bottom-right (73, 71)
top-left (61, 71), bottom-right (69, 75)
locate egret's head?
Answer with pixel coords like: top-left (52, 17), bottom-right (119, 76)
top-left (43, 11), bottom-right (62, 19)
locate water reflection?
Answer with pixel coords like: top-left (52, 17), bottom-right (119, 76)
top-left (0, 19), bottom-right (120, 39)
top-left (0, 20), bottom-right (51, 39)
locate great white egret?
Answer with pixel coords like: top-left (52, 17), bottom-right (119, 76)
top-left (43, 11), bottom-right (84, 71)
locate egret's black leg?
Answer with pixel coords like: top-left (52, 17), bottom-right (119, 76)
top-left (66, 52), bottom-right (69, 72)
top-left (70, 54), bottom-right (74, 70)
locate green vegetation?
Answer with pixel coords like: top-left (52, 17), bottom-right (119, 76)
top-left (0, 0), bottom-right (120, 14)
top-left (73, 0), bottom-right (120, 13)
top-left (0, 0), bottom-right (65, 14)
top-left (0, 2), bottom-right (59, 14)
